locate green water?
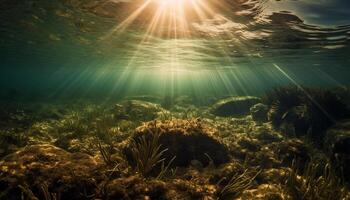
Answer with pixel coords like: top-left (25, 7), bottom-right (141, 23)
top-left (1, 1), bottom-right (350, 199)
top-left (0, 0), bottom-right (349, 101)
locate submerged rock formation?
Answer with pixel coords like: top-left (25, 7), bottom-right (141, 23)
top-left (124, 119), bottom-right (229, 169)
top-left (0, 144), bottom-right (103, 200)
top-left (324, 120), bottom-right (350, 181)
top-left (211, 96), bottom-right (261, 117)
top-left (250, 103), bottom-right (269, 122)
top-left (114, 100), bottom-right (166, 121)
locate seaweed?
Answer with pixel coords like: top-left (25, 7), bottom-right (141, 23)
top-left (265, 86), bottom-right (350, 142)
top-left (129, 125), bottom-right (174, 178)
top-left (217, 168), bottom-right (261, 200)
top-left (286, 159), bottom-right (349, 200)
top-left (0, 130), bottom-right (27, 157)
top-left (97, 140), bottom-right (116, 166)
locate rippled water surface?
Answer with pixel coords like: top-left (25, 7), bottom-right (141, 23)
top-left (0, 0), bottom-right (349, 99)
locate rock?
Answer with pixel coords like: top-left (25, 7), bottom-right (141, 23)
top-left (123, 95), bottom-right (162, 103)
top-left (269, 139), bottom-right (310, 167)
top-left (124, 119), bottom-right (229, 169)
top-left (106, 176), bottom-right (168, 199)
top-left (278, 105), bottom-right (311, 137)
top-left (238, 184), bottom-right (292, 200)
top-left (255, 130), bottom-right (283, 143)
top-left (115, 100), bottom-right (166, 121)
top-left (324, 120), bottom-right (350, 181)
top-left (0, 144), bottom-right (103, 200)
top-left (211, 96), bottom-right (261, 117)
top-left (259, 168), bottom-right (290, 184)
top-left (190, 160), bottom-right (204, 169)
top-left (250, 103), bottom-right (269, 122)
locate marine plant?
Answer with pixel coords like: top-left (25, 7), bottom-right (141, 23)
top-left (0, 130), bottom-right (27, 157)
top-left (265, 86), bottom-right (350, 141)
top-left (97, 140), bottom-right (116, 166)
top-left (217, 168), bottom-right (261, 200)
top-left (286, 159), bottom-right (349, 200)
top-left (129, 124), bottom-right (174, 178)
top-left (40, 182), bottom-right (60, 200)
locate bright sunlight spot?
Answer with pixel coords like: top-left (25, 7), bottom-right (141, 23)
top-left (157, 0), bottom-right (184, 7)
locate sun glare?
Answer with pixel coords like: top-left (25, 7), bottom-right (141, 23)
top-left (157, 0), bottom-right (185, 7)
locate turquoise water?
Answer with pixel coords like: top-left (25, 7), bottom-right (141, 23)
top-left (0, 0), bottom-right (349, 100)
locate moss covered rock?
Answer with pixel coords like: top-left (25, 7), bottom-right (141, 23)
top-left (324, 120), bottom-right (350, 181)
top-left (114, 100), bottom-right (166, 122)
top-left (124, 119), bottom-right (229, 168)
top-left (250, 103), bottom-right (269, 122)
top-left (0, 144), bottom-right (103, 200)
top-left (212, 96), bottom-right (261, 117)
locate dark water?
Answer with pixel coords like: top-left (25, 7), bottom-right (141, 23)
top-left (0, 0), bottom-right (349, 100)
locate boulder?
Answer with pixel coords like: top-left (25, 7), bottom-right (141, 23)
top-left (324, 120), bottom-right (350, 181)
top-left (0, 144), bottom-right (103, 200)
top-left (114, 100), bottom-right (166, 121)
top-left (269, 105), bottom-right (311, 137)
top-left (211, 96), bottom-right (261, 117)
top-left (124, 119), bottom-right (229, 169)
top-left (250, 103), bottom-right (269, 122)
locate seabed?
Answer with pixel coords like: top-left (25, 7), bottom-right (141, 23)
top-left (1, 0), bottom-right (350, 199)
top-left (0, 87), bottom-right (350, 200)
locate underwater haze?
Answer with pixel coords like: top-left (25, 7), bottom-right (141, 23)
top-left (1, 0), bottom-right (350, 200)
top-left (1, 0), bottom-right (350, 100)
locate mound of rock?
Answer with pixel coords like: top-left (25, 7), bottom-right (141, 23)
top-left (0, 144), bottom-right (103, 200)
top-left (124, 119), bottom-right (229, 168)
top-left (250, 103), bottom-right (269, 122)
top-left (324, 120), bottom-right (350, 181)
top-left (212, 96), bottom-right (261, 117)
top-left (114, 100), bottom-right (166, 121)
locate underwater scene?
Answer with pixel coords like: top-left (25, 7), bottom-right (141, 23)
top-left (1, 0), bottom-right (350, 199)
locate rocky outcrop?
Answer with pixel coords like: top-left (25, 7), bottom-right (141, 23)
top-left (114, 100), bottom-right (166, 121)
top-left (124, 119), bottom-right (229, 168)
top-left (250, 103), bottom-right (269, 122)
top-left (324, 120), bottom-right (350, 181)
top-left (212, 96), bottom-right (261, 117)
top-left (0, 144), bottom-right (103, 200)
